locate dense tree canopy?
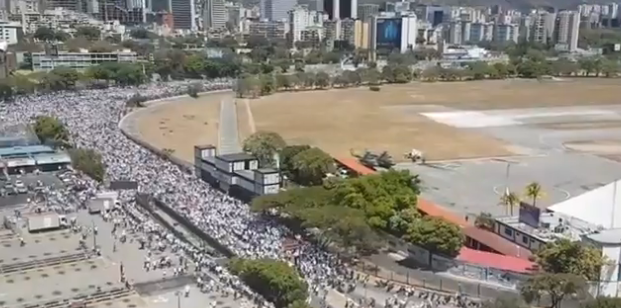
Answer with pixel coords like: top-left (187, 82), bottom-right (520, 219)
top-left (536, 239), bottom-right (606, 280)
top-left (69, 148), bottom-right (106, 182)
top-left (252, 168), bottom-right (463, 255)
top-left (229, 258), bottom-right (309, 308)
top-left (520, 273), bottom-right (587, 308)
top-left (243, 131), bottom-right (287, 167)
top-left (32, 116), bottom-right (70, 147)
top-left (404, 216), bottom-right (464, 257)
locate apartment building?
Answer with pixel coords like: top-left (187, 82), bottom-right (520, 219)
top-left (554, 10), bottom-right (580, 51)
top-left (32, 50), bottom-right (137, 71)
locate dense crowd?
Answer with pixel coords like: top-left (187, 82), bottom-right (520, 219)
top-left (0, 81), bottom-right (479, 308)
top-left (0, 81), bottom-right (346, 303)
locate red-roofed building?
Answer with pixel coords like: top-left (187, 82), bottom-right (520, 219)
top-left (337, 157), bottom-right (534, 264)
top-left (457, 247), bottom-right (536, 274)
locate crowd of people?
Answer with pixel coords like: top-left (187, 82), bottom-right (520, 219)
top-left (0, 80), bottom-right (477, 308)
top-left (0, 81), bottom-right (347, 303)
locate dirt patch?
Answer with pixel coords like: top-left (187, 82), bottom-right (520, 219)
top-left (564, 140), bottom-right (621, 154)
top-left (136, 94), bottom-right (227, 162)
top-left (134, 79), bottom-right (621, 162)
top-left (401, 79), bottom-right (621, 109)
top-left (248, 89), bottom-right (512, 161)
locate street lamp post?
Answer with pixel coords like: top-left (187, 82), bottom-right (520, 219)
top-left (175, 291), bottom-right (182, 308)
top-left (92, 220), bottom-right (97, 251)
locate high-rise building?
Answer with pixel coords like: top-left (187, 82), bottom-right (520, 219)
top-left (170, 0), bottom-right (195, 29)
top-left (46, 0), bottom-right (80, 12)
top-left (260, 0), bottom-right (295, 21)
top-left (530, 10), bottom-right (555, 44)
top-left (370, 14), bottom-right (417, 53)
top-left (288, 5), bottom-right (322, 43)
top-left (203, 0), bottom-right (226, 30)
top-left (323, 0), bottom-right (355, 20)
top-left (493, 24), bottom-right (519, 43)
top-left (554, 10), bottom-right (580, 51)
top-left (357, 4), bottom-right (378, 21)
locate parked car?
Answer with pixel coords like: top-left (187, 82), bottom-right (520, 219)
top-left (14, 180), bottom-right (27, 194)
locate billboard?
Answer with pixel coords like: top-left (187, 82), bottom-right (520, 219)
top-left (376, 18), bottom-right (402, 50)
top-left (518, 201), bottom-right (541, 228)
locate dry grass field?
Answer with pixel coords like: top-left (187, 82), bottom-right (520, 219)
top-left (136, 79), bottom-right (621, 163)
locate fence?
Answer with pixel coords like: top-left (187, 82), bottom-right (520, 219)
top-left (134, 193), bottom-right (235, 258)
top-left (355, 261), bottom-right (518, 300)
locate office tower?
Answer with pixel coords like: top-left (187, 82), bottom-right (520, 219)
top-left (323, 0), bottom-right (355, 20)
top-left (46, 0), bottom-right (80, 11)
top-left (150, 0), bottom-right (169, 11)
top-left (170, 0), bottom-right (194, 29)
top-left (203, 0), bottom-right (226, 30)
top-left (261, 0), bottom-right (295, 21)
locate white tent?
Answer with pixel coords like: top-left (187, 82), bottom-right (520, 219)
top-left (548, 179), bottom-right (621, 229)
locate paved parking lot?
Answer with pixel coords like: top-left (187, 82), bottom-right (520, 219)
top-left (0, 173), bottom-right (65, 207)
top-left (0, 201), bottom-right (244, 308)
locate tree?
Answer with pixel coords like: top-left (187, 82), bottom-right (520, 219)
top-left (42, 67), bottom-right (80, 90)
top-left (243, 131), bottom-right (287, 167)
top-left (404, 216), bottom-right (464, 257)
top-left (32, 116), bottom-right (70, 147)
top-left (536, 239), bottom-right (606, 280)
top-left (130, 28), bottom-right (152, 39)
top-left (34, 26), bottom-right (56, 42)
top-left (279, 145), bottom-right (311, 179)
top-left (291, 147), bottom-right (335, 186)
top-left (183, 54), bottom-right (206, 78)
top-left (115, 64), bottom-right (146, 86)
top-left (524, 182), bottom-right (544, 207)
top-left (69, 148), bottom-right (106, 182)
top-left (86, 64), bottom-right (114, 81)
top-left (75, 26), bottom-right (101, 41)
top-left (520, 273), bottom-right (587, 308)
top-left (228, 258), bottom-right (308, 308)
top-left (500, 191), bottom-right (520, 216)
top-left (332, 169), bottom-right (420, 232)
top-left (481, 296), bottom-right (527, 308)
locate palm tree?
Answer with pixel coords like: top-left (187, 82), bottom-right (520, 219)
top-left (524, 182), bottom-right (544, 208)
top-left (500, 191), bottom-right (520, 216)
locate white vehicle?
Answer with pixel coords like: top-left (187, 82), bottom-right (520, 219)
top-left (14, 180), bottom-right (27, 194)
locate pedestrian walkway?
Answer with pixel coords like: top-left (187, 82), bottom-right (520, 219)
top-left (218, 97), bottom-right (242, 155)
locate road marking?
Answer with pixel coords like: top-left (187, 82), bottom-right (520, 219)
top-left (243, 98), bottom-right (256, 134)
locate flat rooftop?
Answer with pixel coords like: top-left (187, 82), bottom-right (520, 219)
top-left (586, 228), bottom-right (621, 245)
top-left (496, 211), bottom-right (598, 243)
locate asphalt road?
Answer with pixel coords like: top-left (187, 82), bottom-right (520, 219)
top-left (398, 104), bottom-right (621, 217)
top-left (0, 173), bottom-right (64, 207)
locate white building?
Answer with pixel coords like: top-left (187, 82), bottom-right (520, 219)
top-left (204, 0), bottom-right (227, 31)
top-left (0, 21), bottom-right (22, 45)
top-left (549, 179), bottom-right (621, 297)
top-left (554, 10), bottom-right (581, 52)
top-left (288, 5), bottom-right (323, 44)
top-left (31, 50), bottom-right (138, 71)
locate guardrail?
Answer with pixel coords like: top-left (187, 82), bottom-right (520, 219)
top-left (134, 193), bottom-right (235, 258)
